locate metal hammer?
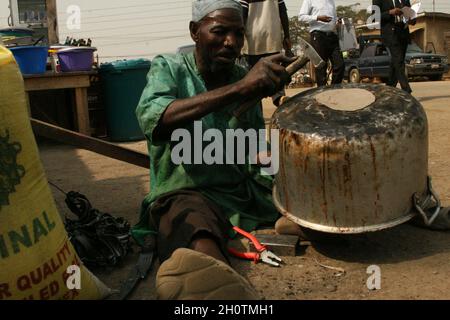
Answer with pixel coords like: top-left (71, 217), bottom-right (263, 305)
top-left (233, 37), bottom-right (325, 119)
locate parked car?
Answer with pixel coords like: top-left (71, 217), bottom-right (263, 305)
top-left (345, 41), bottom-right (449, 83)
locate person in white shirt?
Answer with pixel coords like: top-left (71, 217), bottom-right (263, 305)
top-left (299, 0), bottom-right (344, 86)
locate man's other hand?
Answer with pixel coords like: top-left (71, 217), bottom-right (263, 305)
top-left (389, 8), bottom-right (403, 16)
top-left (240, 54), bottom-right (297, 98)
top-left (317, 15), bottom-right (332, 23)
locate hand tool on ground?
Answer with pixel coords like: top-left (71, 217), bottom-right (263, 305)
top-left (228, 226), bottom-right (283, 267)
top-left (248, 234), bottom-right (299, 257)
top-left (118, 234), bottom-right (156, 300)
top-left (232, 37), bottom-right (326, 119)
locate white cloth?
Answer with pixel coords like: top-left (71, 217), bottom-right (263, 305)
top-left (298, 0), bottom-right (338, 33)
top-left (338, 18), bottom-right (358, 51)
top-left (242, 0), bottom-right (283, 55)
top-left (402, 2), bottom-right (421, 20)
top-left (192, 0), bottom-right (242, 22)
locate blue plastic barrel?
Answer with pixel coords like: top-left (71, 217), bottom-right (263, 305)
top-left (9, 46), bottom-right (48, 75)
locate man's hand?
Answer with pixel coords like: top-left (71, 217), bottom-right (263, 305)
top-left (239, 54), bottom-right (297, 98)
top-left (317, 15), bottom-right (332, 23)
top-left (389, 8), bottom-right (403, 16)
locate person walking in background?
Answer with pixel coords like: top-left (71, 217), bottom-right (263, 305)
top-left (240, 0), bottom-right (293, 106)
top-left (373, 0), bottom-right (415, 94)
top-left (299, 0), bottom-right (344, 87)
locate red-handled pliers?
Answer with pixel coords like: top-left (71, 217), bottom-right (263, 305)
top-left (228, 226), bottom-right (283, 267)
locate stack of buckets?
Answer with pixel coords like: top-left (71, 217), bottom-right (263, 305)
top-left (8, 46), bottom-right (97, 75)
top-left (56, 47), bottom-right (97, 72)
top-left (2, 28), bottom-right (48, 75)
top-left (9, 46), bottom-right (48, 74)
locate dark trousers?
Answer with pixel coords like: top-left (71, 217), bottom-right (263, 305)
top-left (148, 190), bottom-right (231, 263)
top-left (245, 53), bottom-right (285, 105)
top-left (386, 41), bottom-right (412, 93)
top-left (310, 31), bottom-right (345, 87)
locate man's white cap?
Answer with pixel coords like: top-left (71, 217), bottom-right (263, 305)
top-left (192, 0), bottom-right (243, 22)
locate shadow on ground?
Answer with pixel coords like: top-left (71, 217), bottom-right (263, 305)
top-left (303, 224), bottom-right (450, 264)
top-left (38, 139), bottom-right (153, 299)
top-left (417, 95), bottom-right (450, 103)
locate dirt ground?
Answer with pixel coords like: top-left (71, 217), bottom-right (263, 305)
top-left (38, 81), bottom-right (450, 300)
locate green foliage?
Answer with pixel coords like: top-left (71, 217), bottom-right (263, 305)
top-left (289, 3), bottom-right (370, 50)
top-left (289, 16), bottom-right (310, 51)
top-left (336, 3), bottom-right (371, 24)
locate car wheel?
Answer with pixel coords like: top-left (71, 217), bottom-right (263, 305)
top-left (349, 68), bottom-right (360, 83)
top-left (429, 74), bottom-right (443, 81)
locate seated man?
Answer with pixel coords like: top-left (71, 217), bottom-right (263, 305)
top-left (134, 0), bottom-right (295, 300)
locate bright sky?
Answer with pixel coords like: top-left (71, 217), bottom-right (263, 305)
top-left (1, 0), bottom-right (449, 61)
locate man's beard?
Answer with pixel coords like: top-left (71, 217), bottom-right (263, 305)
top-left (210, 58), bottom-right (235, 74)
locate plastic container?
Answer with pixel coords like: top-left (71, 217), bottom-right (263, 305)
top-left (99, 59), bottom-right (151, 142)
top-left (48, 46), bottom-right (71, 73)
top-left (0, 27), bottom-right (34, 38)
top-left (57, 47), bottom-right (97, 72)
top-left (9, 46), bottom-right (48, 75)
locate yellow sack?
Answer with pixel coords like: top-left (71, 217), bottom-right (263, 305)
top-left (0, 46), bottom-right (110, 300)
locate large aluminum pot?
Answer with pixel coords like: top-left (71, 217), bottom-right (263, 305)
top-left (271, 84), bottom-right (429, 233)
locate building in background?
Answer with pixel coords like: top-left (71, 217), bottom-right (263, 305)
top-left (408, 12), bottom-right (450, 61)
top-left (8, 0), bottom-right (58, 44)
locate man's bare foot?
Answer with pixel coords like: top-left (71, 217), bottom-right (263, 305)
top-left (275, 216), bottom-right (303, 236)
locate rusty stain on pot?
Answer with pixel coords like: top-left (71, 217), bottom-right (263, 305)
top-left (320, 143), bottom-right (329, 223)
top-left (304, 154), bottom-right (309, 174)
top-left (342, 151), bottom-right (353, 200)
top-left (278, 129), bottom-right (290, 213)
top-left (272, 84), bottom-right (429, 234)
top-left (368, 137), bottom-right (380, 218)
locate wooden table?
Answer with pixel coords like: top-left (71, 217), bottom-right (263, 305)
top-left (23, 71), bottom-right (96, 136)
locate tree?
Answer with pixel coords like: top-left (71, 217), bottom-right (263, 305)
top-left (289, 16), bottom-right (309, 53)
top-left (289, 3), bottom-right (371, 82)
top-left (290, 3), bottom-right (371, 50)
top-left (336, 3), bottom-right (371, 25)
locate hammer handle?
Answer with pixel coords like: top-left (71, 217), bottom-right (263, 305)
top-left (233, 56), bottom-right (310, 119)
